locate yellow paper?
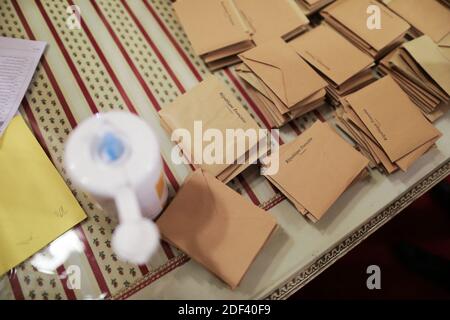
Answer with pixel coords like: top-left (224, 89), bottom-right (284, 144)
top-left (0, 116), bottom-right (86, 275)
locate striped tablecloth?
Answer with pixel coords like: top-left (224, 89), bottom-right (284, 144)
top-left (1, 0), bottom-right (449, 300)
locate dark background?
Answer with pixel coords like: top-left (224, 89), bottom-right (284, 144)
top-left (290, 176), bottom-right (450, 300)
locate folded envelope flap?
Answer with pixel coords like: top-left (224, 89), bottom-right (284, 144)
top-left (290, 24), bottom-right (374, 86)
top-left (235, 0), bottom-right (309, 45)
top-left (157, 170), bottom-right (277, 289)
top-left (272, 121), bottom-right (368, 219)
top-left (173, 0), bottom-right (251, 55)
top-left (402, 36), bottom-right (450, 95)
top-left (324, 0), bottom-right (410, 52)
top-left (240, 39), bottom-right (326, 107)
top-left (345, 76), bottom-right (441, 162)
top-left (385, 0), bottom-right (450, 44)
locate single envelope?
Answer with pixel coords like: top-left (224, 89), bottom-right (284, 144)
top-left (266, 121), bottom-right (369, 221)
top-left (289, 24), bottom-right (374, 87)
top-left (157, 169), bottom-right (277, 289)
top-left (235, 0), bottom-right (310, 44)
top-left (0, 116), bottom-right (86, 276)
top-left (345, 76), bottom-right (441, 162)
top-left (240, 38), bottom-right (327, 108)
top-left (159, 75), bottom-right (262, 180)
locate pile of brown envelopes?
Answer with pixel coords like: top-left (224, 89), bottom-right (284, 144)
top-left (159, 75), bottom-right (267, 183)
top-left (290, 24), bottom-right (376, 106)
top-left (173, 0), bottom-right (310, 70)
top-left (157, 169), bottom-right (277, 289)
top-left (265, 121), bottom-right (369, 222)
top-left (321, 0), bottom-right (410, 59)
top-left (236, 39), bottom-right (328, 128)
top-left (336, 76), bottom-right (442, 174)
top-left (382, 0), bottom-right (450, 47)
top-left (296, 0), bottom-right (335, 16)
top-left (379, 36), bottom-right (450, 122)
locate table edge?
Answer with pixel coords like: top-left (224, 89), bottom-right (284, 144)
top-left (264, 159), bottom-right (450, 300)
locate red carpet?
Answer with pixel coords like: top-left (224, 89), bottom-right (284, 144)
top-left (291, 176), bottom-right (450, 300)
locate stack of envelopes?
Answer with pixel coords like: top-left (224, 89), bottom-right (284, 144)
top-left (289, 24), bottom-right (376, 106)
top-left (335, 76), bottom-right (442, 174)
top-left (382, 0), bottom-right (450, 47)
top-left (296, 0), bottom-right (335, 16)
top-left (159, 75), bottom-right (267, 183)
top-left (236, 39), bottom-right (327, 128)
top-left (379, 36), bottom-right (450, 122)
top-left (321, 0), bottom-right (410, 59)
top-left (173, 0), bottom-right (310, 70)
top-left (264, 121), bottom-right (369, 223)
top-left (157, 169), bottom-right (277, 289)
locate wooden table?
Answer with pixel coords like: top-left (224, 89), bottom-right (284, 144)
top-left (0, 0), bottom-right (448, 300)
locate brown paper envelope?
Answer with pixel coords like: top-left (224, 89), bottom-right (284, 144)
top-left (159, 75), bottom-right (260, 178)
top-left (345, 76), bottom-right (441, 162)
top-left (402, 36), bottom-right (450, 95)
top-left (267, 121), bottom-right (369, 220)
top-left (335, 117), bottom-right (379, 167)
top-left (290, 24), bottom-right (374, 86)
top-left (240, 79), bottom-right (285, 127)
top-left (235, 0), bottom-right (309, 44)
top-left (398, 46), bottom-right (449, 101)
top-left (238, 65), bottom-right (326, 118)
top-left (207, 55), bottom-right (243, 71)
top-left (334, 69), bottom-right (376, 94)
top-left (157, 169), bottom-right (277, 289)
top-left (240, 39), bottom-right (327, 108)
top-left (322, 0), bottom-right (410, 53)
top-left (389, 53), bottom-right (448, 108)
top-left (173, 0), bottom-right (252, 56)
top-left (322, 14), bottom-right (376, 55)
top-left (203, 41), bottom-right (254, 63)
top-left (297, 0), bottom-right (335, 16)
top-left (236, 65), bottom-right (290, 114)
top-left (384, 0), bottom-right (450, 44)
top-left (391, 71), bottom-right (441, 110)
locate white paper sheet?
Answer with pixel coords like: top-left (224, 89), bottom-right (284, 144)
top-left (0, 37), bottom-right (46, 135)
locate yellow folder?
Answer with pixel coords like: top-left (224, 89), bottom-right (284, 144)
top-left (0, 116), bottom-right (86, 275)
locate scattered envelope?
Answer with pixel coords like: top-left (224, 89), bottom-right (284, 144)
top-left (157, 169), bottom-right (277, 289)
top-left (265, 121), bottom-right (369, 222)
top-left (159, 75), bottom-right (264, 182)
top-left (0, 116), bottom-right (86, 276)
